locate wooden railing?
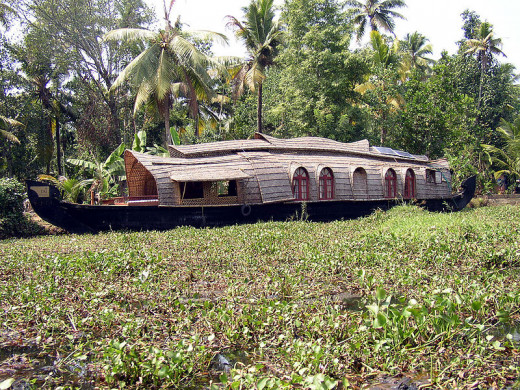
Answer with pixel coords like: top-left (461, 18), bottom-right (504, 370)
top-left (102, 195), bottom-right (159, 205)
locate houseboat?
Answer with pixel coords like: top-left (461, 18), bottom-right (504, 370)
top-left (26, 133), bottom-right (476, 234)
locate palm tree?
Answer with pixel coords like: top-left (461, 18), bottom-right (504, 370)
top-left (0, 115), bottom-right (22, 144)
top-left (482, 116), bottom-right (520, 186)
top-left (400, 31), bottom-right (433, 77)
top-left (464, 22), bottom-right (506, 107)
top-left (105, 0), bottom-right (229, 144)
top-left (226, 0), bottom-right (283, 133)
top-left (369, 30), bottom-right (399, 69)
top-left (355, 31), bottom-right (403, 144)
top-left (345, 0), bottom-right (406, 42)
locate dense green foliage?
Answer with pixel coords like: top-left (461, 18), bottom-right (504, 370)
top-left (482, 115), bottom-right (520, 184)
top-left (0, 0), bottom-right (519, 192)
top-left (268, 0), bottom-right (368, 141)
top-left (0, 177), bottom-right (42, 238)
top-left (1, 205), bottom-right (519, 388)
top-left (0, 177), bottom-right (25, 237)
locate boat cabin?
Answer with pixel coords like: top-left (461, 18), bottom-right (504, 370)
top-left (121, 133), bottom-right (452, 206)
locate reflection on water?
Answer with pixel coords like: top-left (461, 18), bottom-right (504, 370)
top-left (366, 373), bottom-right (430, 390)
top-left (0, 344), bottom-right (93, 389)
top-left (210, 350), bottom-right (252, 373)
top-left (490, 321), bottom-right (520, 345)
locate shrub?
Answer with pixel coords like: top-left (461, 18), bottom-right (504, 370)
top-left (0, 178), bottom-right (44, 238)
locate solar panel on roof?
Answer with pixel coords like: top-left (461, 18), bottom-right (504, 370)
top-left (395, 150), bottom-right (415, 159)
top-left (372, 146), bottom-right (416, 159)
top-left (372, 146), bottom-right (399, 156)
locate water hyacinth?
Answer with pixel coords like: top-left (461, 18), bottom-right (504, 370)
top-left (0, 204), bottom-right (519, 388)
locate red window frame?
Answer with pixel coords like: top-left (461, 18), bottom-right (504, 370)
top-left (319, 168), bottom-right (334, 200)
top-left (292, 167), bottom-right (309, 201)
top-left (404, 169), bottom-right (416, 199)
top-left (385, 169), bottom-right (397, 198)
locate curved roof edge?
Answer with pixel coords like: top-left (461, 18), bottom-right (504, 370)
top-left (168, 132), bottom-right (373, 158)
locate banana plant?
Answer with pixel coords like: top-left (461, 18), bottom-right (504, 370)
top-left (131, 129), bottom-right (174, 157)
top-left (67, 143), bottom-right (126, 199)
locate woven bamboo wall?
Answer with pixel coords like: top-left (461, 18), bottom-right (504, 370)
top-left (242, 151), bottom-right (451, 202)
top-left (124, 152), bottom-right (158, 197)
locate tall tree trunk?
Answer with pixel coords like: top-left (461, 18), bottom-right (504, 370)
top-left (194, 115), bottom-right (200, 138)
top-left (380, 109), bottom-right (387, 145)
top-left (46, 115), bottom-right (53, 175)
top-left (56, 117), bottom-right (62, 176)
top-left (380, 128), bottom-right (386, 145)
top-left (163, 96), bottom-right (171, 148)
top-left (257, 82), bottom-right (263, 133)
top-left (477, 64), bottom-right (484, 109)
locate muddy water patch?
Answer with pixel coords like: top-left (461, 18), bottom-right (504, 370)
top-left (0, 344), bottom-right (94, 389)
top-left (366, 373), bottom-right (430, 390)
top-left (210, 350), bottom-right (252, 373)
top-left (489, 321), bottom-right (520, 345)
top-left (180, 350), bottom-right (253, 390)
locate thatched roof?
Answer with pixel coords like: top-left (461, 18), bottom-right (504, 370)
top-left (168, 132), bottom-right (428, 162)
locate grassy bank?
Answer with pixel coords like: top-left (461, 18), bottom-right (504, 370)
top-left (1, 205), bottom-right (519, 389)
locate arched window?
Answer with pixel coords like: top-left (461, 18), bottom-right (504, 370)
top-left (385, 169), bottom-right (397, 198)
top-left (319, 168), bottom-right (334, 200)
top-left (404, 169), bottom-right (416, 199)
top-left (353, 168), bottom-right (368, 198)
top-left (292, 167), bottom-right (309, 201)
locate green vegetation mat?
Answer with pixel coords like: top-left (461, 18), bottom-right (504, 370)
top-left (1, 205), bottom-right (519, 389)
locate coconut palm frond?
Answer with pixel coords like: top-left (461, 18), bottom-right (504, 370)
top-left (344, 0), bottom-right (363, 8)
top-left (111, 46), bottom-right (158, 91)
top-left (244, 64), bottom-right (265, 92)
top-left (169, 34), bottom-right (202, 65)
top-left (0, 129), bottom-right (20, 144)
top-left (134, 81), bottom-right (155, 114)
top-left (103, 28), bottom-right (156, 43)
top-left (155, 50), bottom-right (177, 100)
top-left (0, 115), bottom-right (23, 128)
top-left (346, 0), bottom-right (406, 40)
top-left (482, 116), bottom-right (520, 181)
top-left (186, 30), bottom-right (229, 46)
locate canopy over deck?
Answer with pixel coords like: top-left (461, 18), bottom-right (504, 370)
top-left (170, 167), bottom-right (250, 182)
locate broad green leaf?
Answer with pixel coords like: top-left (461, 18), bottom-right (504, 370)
top-left (366, 304), bottom-right (379, 315)
top-left (376, 287), bottom-right (386, 301)
top-left (257, 377), bottom-right (269, 390)
top-left (373, 313), bottom-right (387, 328)
top-left (219, 373), bottom-right (228, 383)
top-left (67, 158), bottom-right (98, 171)
top-left (170, 127), bottom-right (180, 146)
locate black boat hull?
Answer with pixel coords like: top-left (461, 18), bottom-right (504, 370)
top-left (26, 176), bottom-right (476, 234)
